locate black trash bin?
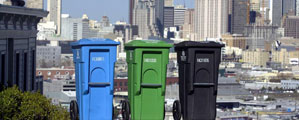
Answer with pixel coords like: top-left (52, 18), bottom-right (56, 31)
top-left (172, 41), bottom-right (224, 120)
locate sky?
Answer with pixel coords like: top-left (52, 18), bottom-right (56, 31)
top-left (48, 0), bottom-right (194, 23)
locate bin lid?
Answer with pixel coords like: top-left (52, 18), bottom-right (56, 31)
top-left (125, 40), bottom-right (173, 48)
top-left (175, 41), bottom-right (224, 48)
top-left (71, 38), bottom-right (119, 47)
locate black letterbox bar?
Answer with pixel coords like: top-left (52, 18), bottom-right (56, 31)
top-left (141, 83), bottom-right (162, 88)
top-left (88, 82), bottom-right (111, 87)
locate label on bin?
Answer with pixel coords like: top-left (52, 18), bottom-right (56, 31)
top-left (144, 58), bottom-right (157, 63)
top-left (197, 58), bottom-right (209, 63)
top-left (92, 57), bottom-right (104, 62)
top-left (76, 49), bottom-right (80, 59)
top-left (141, 40), bottom-right (160, 43)
top-left (181, 51), bottom-right (186, 61)
top-left (129, 50), bottom-right (133, 61)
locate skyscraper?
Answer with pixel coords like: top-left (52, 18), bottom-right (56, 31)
top-left (47, 0), bottom-right (61, 35)
top-left (282, 0), bottom-right (296, 16)
top-left (182, 9), bottom-right (195, 40)
top-left (270, 0), bottom-right (283, 26)
top-left (270, 0), bottom-right (296, 26)
top-left (165, 0), bottom-right (173, 6)
top-left (174, 5), bottom-right (186, 27)
top-left (26, 0), bottom-right (43, 9)
top-left (194, 0), bottom-right (228, 41)
top-left (231, 0), bottom-right (248, 34)
top-left (164, 6), bottom-right (174, 28)
top-left (285, 16), bottom-right (299, 38)
top-left (130, 0), bottom-right (164, 39)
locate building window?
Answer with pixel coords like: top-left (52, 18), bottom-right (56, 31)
top-left (114, 82), bottom-right (117, 86)
top-left (38, 71), bottom-right (42, 75)
top-left (65, 71), bottom-right (69, 75)
top-left (56, 71), bottom-right (60, 75)
top-left (31, 50), bottom-right (35, 91)
top-left (125, 82), bottom-right (128, 86)
top-left (24, 53), bottom-right (27, 91)
top-left (16, 53), bottom-right (20, 86)
top-left (47, 71), bottom-right (51, 76)
top-left (120, 82), bottom-right (122, 86)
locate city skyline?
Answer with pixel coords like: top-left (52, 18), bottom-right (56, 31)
top-left (43, 0), bottom-right (195, 23)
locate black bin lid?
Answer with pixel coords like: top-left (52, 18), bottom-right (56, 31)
top-left (175, 41), bottom-right (225, 49)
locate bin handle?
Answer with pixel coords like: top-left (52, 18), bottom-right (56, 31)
top-left (188, 64), bottom-right (195, 93)
top-left (193, 83), bottom-right (215, 87)
top-left (88, 82), bottom-right (110, 87)
top-left (134, 63), bottom-right (141, 95)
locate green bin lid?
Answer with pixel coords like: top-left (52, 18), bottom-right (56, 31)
top-left (125, 40), bottom-right (173, 48)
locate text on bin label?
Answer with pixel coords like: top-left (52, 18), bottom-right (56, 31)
top-left (144, 58), bottom-right (157, 63)
top-left (92, 57), bottom-right (104, 61)
top-left (197, 58), bottom-right (209, 63)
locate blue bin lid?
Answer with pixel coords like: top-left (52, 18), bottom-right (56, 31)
top-left (71, 38), bottom-right (120, 47)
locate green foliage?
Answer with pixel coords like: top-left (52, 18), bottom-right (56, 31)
top-left (0, 86), bottom-right (70, 120)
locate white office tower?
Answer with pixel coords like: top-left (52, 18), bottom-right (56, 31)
top-left (194, 0), bottom-right (228, 41)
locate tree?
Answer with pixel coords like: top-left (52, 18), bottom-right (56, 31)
top-left (39, 59), bottom-right (49, 68)
top-left (261, 87), bottom-right (266, 91)
top-left (0, 86), bottom-right (69, 120)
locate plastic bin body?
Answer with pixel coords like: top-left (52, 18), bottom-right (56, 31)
top-left (175, 41), bottom-right (224, 120)
top-left (71, 38), bottom-right (119, 120)
top-left (125, 40), bottom-right (172, 120)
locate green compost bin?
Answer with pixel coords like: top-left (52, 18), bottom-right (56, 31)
top-left (122, 40), bottom-right (173, 120)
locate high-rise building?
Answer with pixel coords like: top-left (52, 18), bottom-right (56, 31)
top-left (26, 0), bottom-right (43, 9)
top-left (285, 16), bottom-right (299, 38)
top-left (297, 0), bottom-right (299, 16)
top-left (194, 0), bottom-right (228, 41)
top-left (174, 5), bottom-right (186, 27)
top-left (47, 0), bottom-right (61, 35)
top-left (61, 15), bottom-right (83, 41)
top-left (270, 0), bottom-right (283, 26)
top-left (131, 0), bottom-right (164, 39)
top-left (231, 0), bottom-right (248, 34)
top-left (282, 0), bottom-right (296, 16)
top-left (165, 0), bottom-right (173, 6)
top-left (100, 16), bottom-right (110, 27)
top-left (164, 7), bottom-right (174, 28)
top-left (270, 0), bottom-right (296, 26)
top-left (182, 9), bottom-right (195, 40)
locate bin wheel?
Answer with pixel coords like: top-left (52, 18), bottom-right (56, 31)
top-left (70, 100), bottom-right (79, 120)
top-left (173, 100), bottom-right (181, 120)
top-left (112, 104), bottom-right (114, 119)
top-left (121, 100), bottom-right (130, 120)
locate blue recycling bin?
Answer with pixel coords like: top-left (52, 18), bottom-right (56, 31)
top-left (70, 38), bottom-right (119, 120)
